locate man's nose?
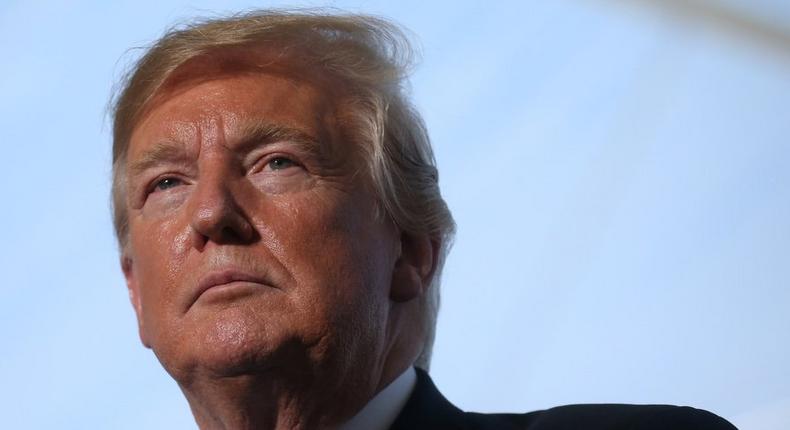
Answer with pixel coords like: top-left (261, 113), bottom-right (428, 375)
top-left (189, 177), bottom-right (255, 248)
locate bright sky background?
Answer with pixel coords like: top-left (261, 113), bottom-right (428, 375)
top-left (1, 1), bottom-right (788, 429)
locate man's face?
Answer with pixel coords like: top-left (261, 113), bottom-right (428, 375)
top-left (122, 70), bottom-right (400, 382)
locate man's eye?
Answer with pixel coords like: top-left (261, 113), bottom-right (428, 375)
top-left (153, 177), bottom-right (183, 192)
top-left (267, 157), bottom-right (297, 170)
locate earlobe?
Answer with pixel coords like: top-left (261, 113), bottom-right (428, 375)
top-left (390, 233), bottom-right (438, 302)
top-left (121, 255), bottom-right (151, 348)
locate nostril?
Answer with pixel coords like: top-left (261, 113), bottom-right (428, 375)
top-left (220, 226), bottom-right (241, 242)
top-left (188, 183), bottom-right (256, 246)
top-left (213, 212), bottom-right (257, 244)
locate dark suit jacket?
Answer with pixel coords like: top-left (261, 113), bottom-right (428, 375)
top-left (390, 368), bottom-right (737, 430)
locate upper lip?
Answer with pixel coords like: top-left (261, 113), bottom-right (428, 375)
top-left (191, 268), bottom-right (273, 307)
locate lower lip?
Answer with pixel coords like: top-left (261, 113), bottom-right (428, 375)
top-left (197, 281), bottom-right (271, 304)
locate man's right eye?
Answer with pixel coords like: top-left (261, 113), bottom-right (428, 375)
top-left (152, 177), bottom-right (183, 192)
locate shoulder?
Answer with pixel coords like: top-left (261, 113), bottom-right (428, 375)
top-left (468, 403), bottom-right (737, 430)
top-left (393, 369), bottom-right (737, 430)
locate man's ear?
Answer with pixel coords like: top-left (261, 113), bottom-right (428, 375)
top-left (390, 233), bottom-right (439, 302)
top-left (121, 255), bottom-right (151, 348)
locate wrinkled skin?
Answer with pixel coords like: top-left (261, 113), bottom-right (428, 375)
top-left (121, 69), bottom-right (432, 429)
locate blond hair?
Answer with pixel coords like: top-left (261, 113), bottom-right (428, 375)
top-left (110, 9), bottom-right (455, 370)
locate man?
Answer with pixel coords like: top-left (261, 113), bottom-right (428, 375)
top-left (111, 9), bottom-right (736, 430)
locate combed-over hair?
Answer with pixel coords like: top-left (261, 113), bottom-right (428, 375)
top-left (110, 9), bottom-right (455, 371)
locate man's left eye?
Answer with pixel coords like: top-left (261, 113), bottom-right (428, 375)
top-left (153, 177), bottom-right (184, 192)
top-left (267, 157), bottom-right (297, 170)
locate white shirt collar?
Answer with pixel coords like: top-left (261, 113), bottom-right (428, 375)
top-left (339, 367), bottom-right (417, 430)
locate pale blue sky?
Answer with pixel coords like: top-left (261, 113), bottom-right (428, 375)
top-left (1, 1), bottom-right (788, 429)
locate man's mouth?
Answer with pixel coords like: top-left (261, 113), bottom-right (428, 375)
top-left (191, 268), bottom-right (276, 307)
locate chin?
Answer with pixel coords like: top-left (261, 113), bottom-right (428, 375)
top-left (158, 304), bottom-right (321, 383)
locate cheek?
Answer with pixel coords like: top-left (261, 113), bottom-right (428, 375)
top-left (266, 191), bottom-right (355, 276)
top-left (133, 203), bottom-right (191, 259)
top-left (263, 188), bottom-right (394, 316)
top-left (129, 214), bottom-right (191, 320)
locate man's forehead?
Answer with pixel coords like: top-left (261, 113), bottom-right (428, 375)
top-left (158, 44), bottom-right (345, 99)
top-left (129, 74), bottom-right (329, 154)
top-left (142, 71), bottom-right (322, 122)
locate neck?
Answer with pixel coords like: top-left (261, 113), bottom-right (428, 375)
top-left (179, 371), bottom-right (346, 430)
top-left (179, 361), bottom-right (411, 430)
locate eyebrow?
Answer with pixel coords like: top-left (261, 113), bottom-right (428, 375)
top-left (236, 120), bottom-right (323, 158)
top-left (128, 141), bottom-right (191, 177)
top-left (128, 121), bottom-right (325, 176)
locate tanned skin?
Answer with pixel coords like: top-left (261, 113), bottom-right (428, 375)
top-left (121, 57), bottom-right (436, 430)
